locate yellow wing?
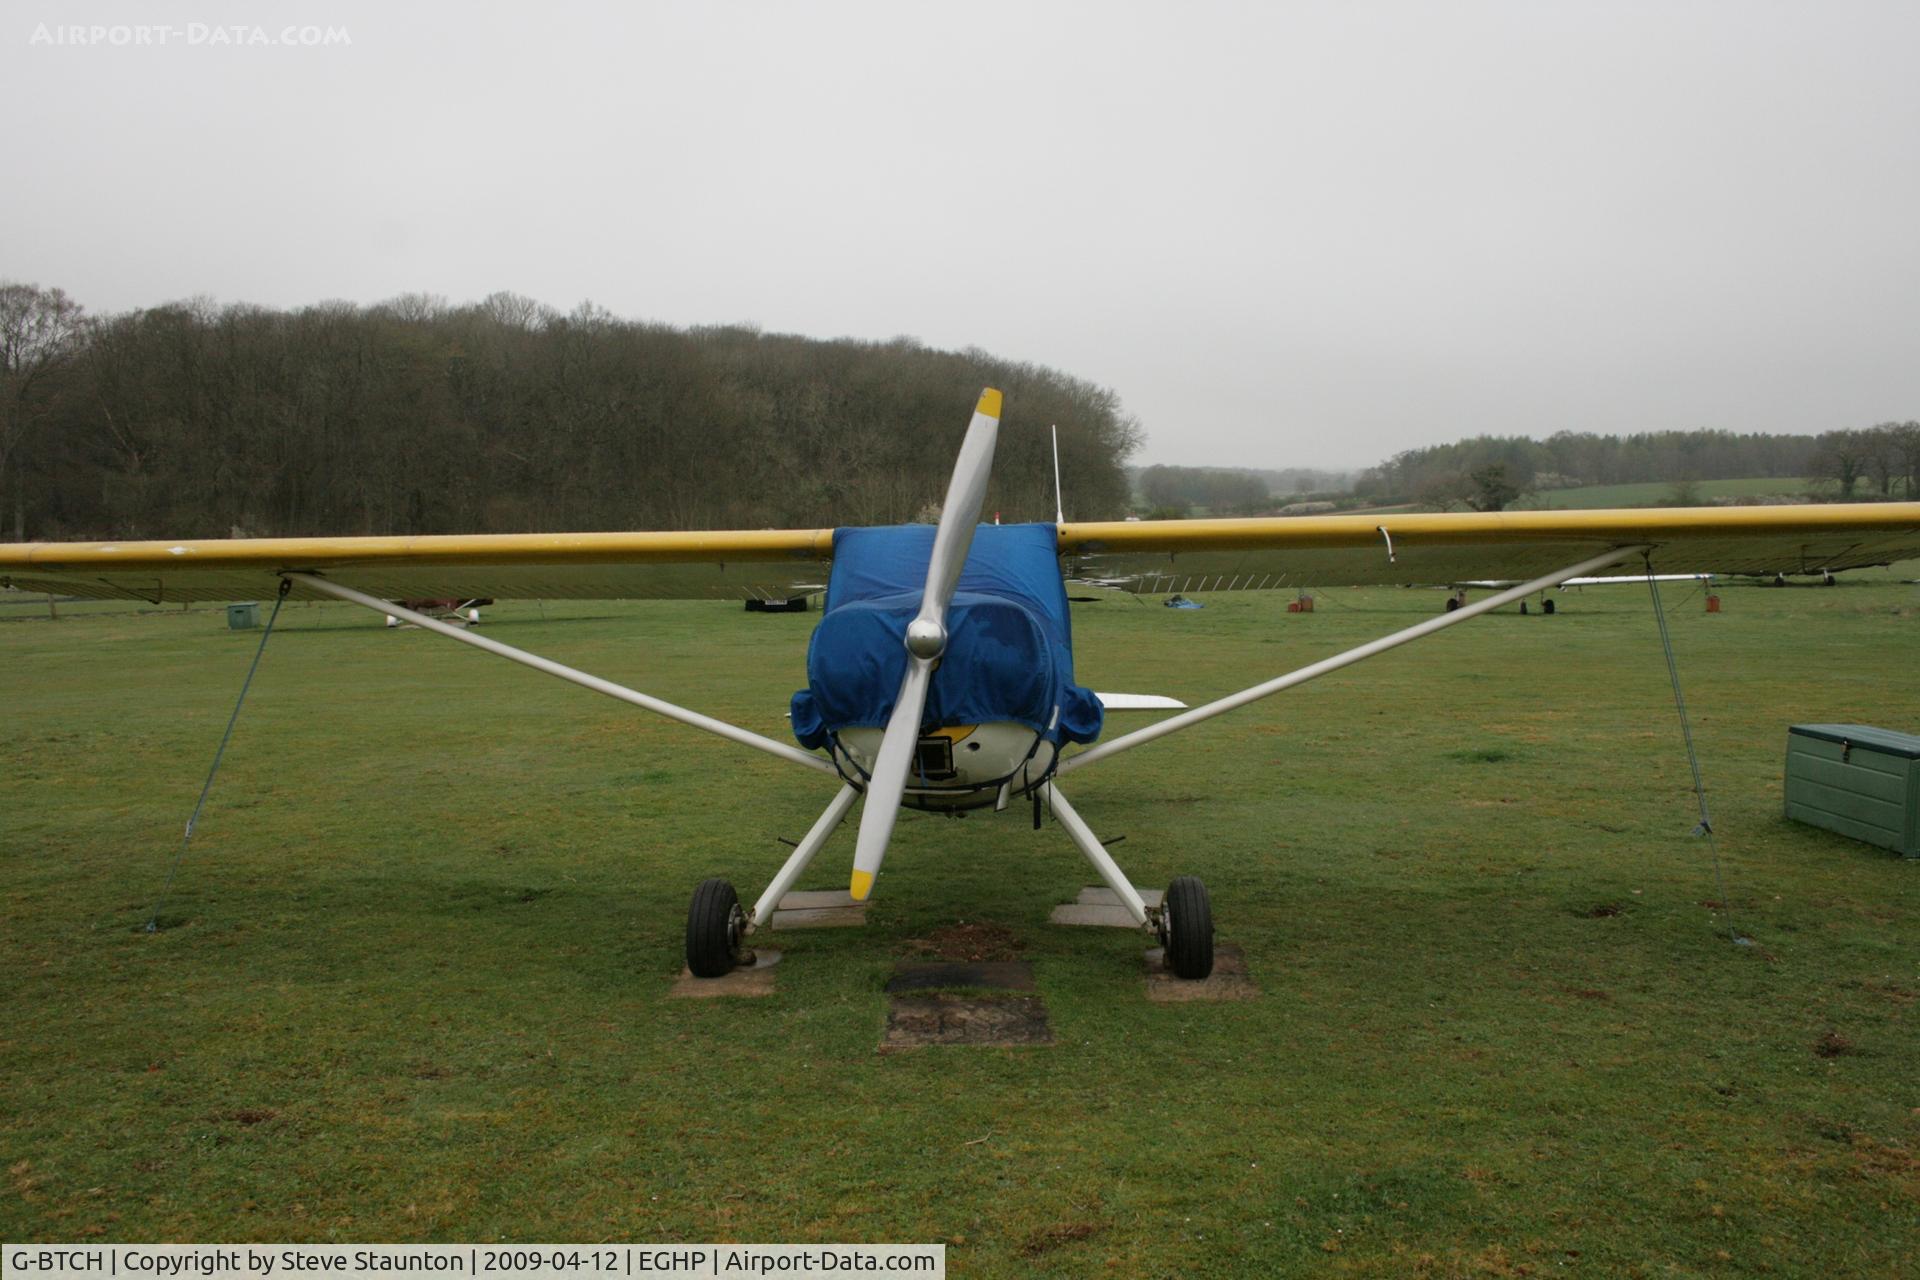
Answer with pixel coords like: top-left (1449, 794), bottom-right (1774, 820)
top-left (7, 503), bottom-right (1919, 605)
top-left (1059, 503), bottom-right (1920, 592)
top-left (0, 529), bottom-right (835, 603)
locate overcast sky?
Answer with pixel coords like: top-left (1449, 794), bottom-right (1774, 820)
top-left (5, 1), bottom-right (1917, 469)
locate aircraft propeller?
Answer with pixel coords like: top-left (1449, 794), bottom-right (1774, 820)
top-left (848, 387), bottom-right (1002, 899)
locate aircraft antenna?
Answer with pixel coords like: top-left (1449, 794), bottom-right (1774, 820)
top-left (1051, 424), bottom-right (1065, 524)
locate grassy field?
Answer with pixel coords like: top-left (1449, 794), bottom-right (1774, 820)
top-left (1517, 479), bottom-right (1814, 510)
top-left (3, 573), bottom-right (1917, 1274)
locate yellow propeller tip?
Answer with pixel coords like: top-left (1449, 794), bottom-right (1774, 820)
top-left (975, 388), bottom-right (1002, 419)
top-left (849, 869), bottom-right (875, 901)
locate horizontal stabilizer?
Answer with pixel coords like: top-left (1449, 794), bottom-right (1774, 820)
top-left (1095, 692), bottom-right (1188, 711)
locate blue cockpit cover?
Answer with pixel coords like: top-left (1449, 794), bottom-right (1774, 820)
top-left (790, 523), bottom-right (1104, 751)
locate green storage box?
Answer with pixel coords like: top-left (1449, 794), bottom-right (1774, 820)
top-left (1784, 724), bottom-right (1920, 857)
top-left (226, 602), bottom-right (259, 630)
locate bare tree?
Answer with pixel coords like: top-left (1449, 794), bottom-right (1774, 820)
top-left (482, 291), bottom-right (555, 331)
top-left (1892, 421), bottom-right (1920, 498)
top-left (0, 282), bottom-right (88, 539)
top-left (1809, 428), bottom-right (1875, 499)
top-left (375, 292), bottom-right (449, 323)
top-left (1862, 422), bottom-right (1902, 497)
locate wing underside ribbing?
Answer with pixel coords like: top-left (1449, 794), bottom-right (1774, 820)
top-left (1059, 505), bottom-right (1920, 593)
top-left (4, 504), bottom-right (1917, 603)
top-left (0, 530), bottom-right (835, 603)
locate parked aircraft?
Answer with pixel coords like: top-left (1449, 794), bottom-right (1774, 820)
top-left (5, 390), bottom-right (1918, 979)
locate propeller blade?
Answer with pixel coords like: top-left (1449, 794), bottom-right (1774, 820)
top-left (848, 387), bottom-right (1003, 901)
top-left (849, 656), bottom-right (933, 900)
top-left (913, 387), bottom-right (1002, 640)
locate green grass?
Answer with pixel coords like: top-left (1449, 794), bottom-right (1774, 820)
top-left (4, 573), bottom-right (1918, 1274)
top-left (1517, 478), bottom-right (1813, 509)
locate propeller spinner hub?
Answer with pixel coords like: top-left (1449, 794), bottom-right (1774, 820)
top-left (905, 617), bottom-right (946, 660)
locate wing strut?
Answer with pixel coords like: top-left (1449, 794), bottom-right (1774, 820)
top-left (294, 575), bottom-right (835, 775)
top-left (747, 783), bottom-right (860, 929)
top-left (1058, 546), bottom-right (1642, 774)
top-left (1046, 784), bottom-right (1151, 927)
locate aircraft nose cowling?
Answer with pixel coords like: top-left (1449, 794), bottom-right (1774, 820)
top-left (790, 590), bottom-right (1097, 750)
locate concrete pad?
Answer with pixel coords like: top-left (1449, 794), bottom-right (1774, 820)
top-left (771, 905), bottom-right (868, 930)
top-left (882, 993), bottom-right (1053, 1049)
top-left (1142, 944), bottom-right (1259, 1002)
top-left (667, 949), bottom-right (781, 998)
top-left (1049, 903), bottom-right (1146, 928)
top-left (778, 889), bottom-right (858, 909)
top-left (886, 960), bottom-right (1036, 994)
top-left (1052, 886), bottom-right (1163, 926)
top-left (770, 888), bottom-right (868, 929)
top-left (1076, 886), bottom-right (1164, 908)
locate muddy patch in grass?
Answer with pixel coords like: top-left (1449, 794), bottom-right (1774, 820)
top-left (215, 1108), bottom-right (278, 1126)
top-left (881, 956), bottom-right (1051, 1049)
top-left (881, 992), bottom-right (1052, 1050)
top-left (901, 920), bottom-right (1023, 962)
top-left (1448, 745), bottom-right (1524, 764)
top-left (1813, 1030), bottom-right (1856, 1058)
top-left (886, 961), bottom-right (1035, 994)
top-left (1020, 1222), bottom-right (1100, 1255)
top-left (1143, 943), bottom-right (1260, 1002)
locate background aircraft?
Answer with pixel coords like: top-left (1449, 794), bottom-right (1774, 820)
top-left (5, 390), bottom-right (1918, 981)
top-left (385, 596), bottom-right (494, 627)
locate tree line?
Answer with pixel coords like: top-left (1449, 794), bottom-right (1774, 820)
top-left (1356, 424), bottom-right (1920, 510)
top-left (1131, 463), bottom-right (1356, 515)
top-left (0, 283), bottom-right (1142, 541)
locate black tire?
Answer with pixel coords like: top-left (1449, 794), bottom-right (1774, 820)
top-left (1519, 601), bottom-right (1529, 615)
top-left (1162, 875), bottom-right (1215, 980)
top-left (685, 878), bottom-right (745, 977)
top-left (1444, 596), bottom-right (1461, 612)
top-left (1541, 597), bottom-right (1556, 615)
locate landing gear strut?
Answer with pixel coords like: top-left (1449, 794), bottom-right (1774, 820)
top-left (1047, 784), bottom-right (1216, 980)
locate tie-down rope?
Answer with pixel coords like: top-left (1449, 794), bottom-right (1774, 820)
top-left (1643, 563), bottom-right (1747, 945)
top-left (143, 578), bottom-right (291, 933)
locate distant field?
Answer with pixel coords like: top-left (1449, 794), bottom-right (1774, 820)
top-left (3, 573), bottom-right (1917, 1271)
top-left (1518, 477), bottom-right (1813, 509)
top-left (1148, 477), bottom-right (1823, 519)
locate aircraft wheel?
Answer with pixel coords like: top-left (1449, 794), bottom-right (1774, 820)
top-left (1520, 601), bottom-right (1529, 615)
top-left (1542, 597), bottom-right (1556, 615)
top-left (1160, 875), bottom-right (1215, 980)
top-left (685, 877), bottom-right (746, 977)
top-left (1444, 596), bottom-right (1461, 612)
